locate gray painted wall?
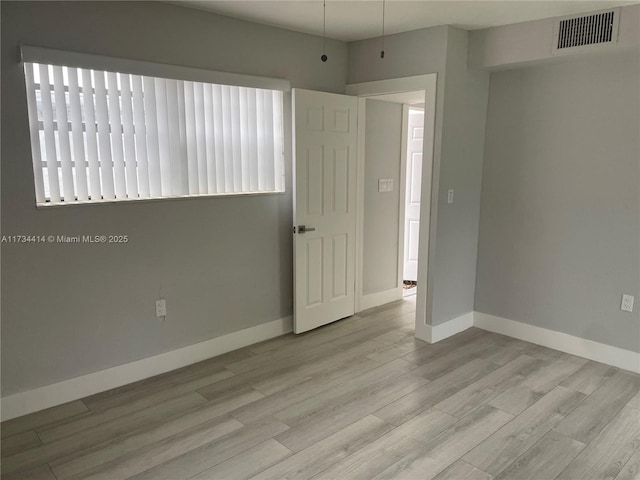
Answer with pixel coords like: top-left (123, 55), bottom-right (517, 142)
top-left (1, 1), bottom-right (348, 396)
top-left (348, 27), bottom-right (447, 330)
top-left (348, 26), bottom-right (449, 85)
top-left (363, 100), bottom-right (403, 295)
top-left (431, 28), bottom-right (490, 326)
top-left (349, 26), bottom-right (490, 326)
top-left (475, 52), bottom-right (640, 352)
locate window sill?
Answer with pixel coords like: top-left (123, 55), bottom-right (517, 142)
top-left (35, 190), bottom-right (287, 208)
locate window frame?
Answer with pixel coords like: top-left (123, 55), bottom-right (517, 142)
top-left (20, 46), bottom-right (291, 207)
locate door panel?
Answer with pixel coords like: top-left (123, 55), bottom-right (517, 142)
top-left (403, 109), bottom-right (424, 282)
top-left (293, 89), bottom-right (357, 333)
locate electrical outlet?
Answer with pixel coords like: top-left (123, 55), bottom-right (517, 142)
top-left (155, 299), bottom-right (167, 318)
top-left (621, 294), bottom-right (634, 313)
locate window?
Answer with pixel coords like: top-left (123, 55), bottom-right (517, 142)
top-left (22, 53), bottom-right (286, 206)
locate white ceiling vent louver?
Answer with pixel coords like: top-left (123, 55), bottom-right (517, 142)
top-left (553, 9), bottom-right (620, 54)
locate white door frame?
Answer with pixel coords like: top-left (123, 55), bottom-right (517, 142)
top-left (346, 74), bottom-right (437, 338)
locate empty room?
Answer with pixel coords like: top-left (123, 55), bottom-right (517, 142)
top-left (1, 1), bottom-right (639, 479)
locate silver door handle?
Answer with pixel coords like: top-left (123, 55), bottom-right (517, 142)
top-left (297, 225), bottom-right (316, 234)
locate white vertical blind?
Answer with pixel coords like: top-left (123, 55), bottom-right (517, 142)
top-left (81, 69), bottom-right (102, 200)
top-left (142, 76), bottom-right (162, 197)
top-left (273, 90), bottom-right (285, 192)
top-left (247, 88), bottom-right (259, 192)
top-left (183, 81), bottom-right (199, 195)
top-left (106, 71), bottom-right (127, 199)
top-left (193, 82), bottom-right (208, 194)
top-left (67, 67), bottom-right (89, 201)
top-left (212, 85), bottom-right (226, 193)
top-left (220, 85), bottom-right (233, 193)
top-left (256, 89), bottom-right (266, 192)
top-left (38, 64), bottom-right (61, 203)
top-left (131, 75), bottom-right (150, 197)
top-left (165, 79), bottom-right (183, 196)
top-left (176, 81), bottom-right (190, 195)
top-left (202, 84), bottom-right (217, 193)
top-left (24, 64), bottom-right (46, 203)
top-left (272, 90), bottom-right (285, 192)
top-left (230, 86), bottom-right (242, 192)
top-left (52, 65), bottom-right (76, 202)
top-left (93, 70), bottom-right (116, 200)
top-left (263, 90), bottom-right (275, 192)
top-left (120, 74), bottom-right (139, 198)
top-left (239, 88), bottom-right (249, 192)
top-left (24, 61), bottom-right (286, 205)
top-left (155, 78), bottom-right (173, 197)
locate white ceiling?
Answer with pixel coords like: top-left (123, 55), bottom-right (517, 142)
top-left (176, 0), bottom-right (636, 42)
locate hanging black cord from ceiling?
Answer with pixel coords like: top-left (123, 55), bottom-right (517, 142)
top-left (380, 0), bottom-right (386, 58)
top-left (321, 0), bottom-right (328, 62)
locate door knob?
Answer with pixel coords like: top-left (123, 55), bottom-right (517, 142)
top-left (297, 225), bottom-right (316, 234)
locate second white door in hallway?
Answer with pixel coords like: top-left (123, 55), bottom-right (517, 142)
top-left (403, 108), bottom-right (424, 282)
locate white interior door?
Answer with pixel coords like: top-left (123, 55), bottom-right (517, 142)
top-left (293, 89), bottom-right (358, 333)
top-left (403, 108), bottom-right (424, 282)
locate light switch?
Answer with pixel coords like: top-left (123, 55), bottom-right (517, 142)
top-left (155, 299), bottom-right (167, 318)
top-left (621, 294), bottom-right (635, 312)
top-left (378, 179), bottom-right (393, 193)
top-left (447, 189), bottom-right (454, 204)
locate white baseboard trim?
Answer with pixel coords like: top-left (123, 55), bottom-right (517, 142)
top-left (416, 311), bottom-right (474, 344)
top-left (1, 316), bottom-right (293, 421)
top-left (6, 307), bottom-right (638, 420)
top-left (414, 310), bottom-right (640, 373)
top-left (474, 312), bottom-right (640, 374)
top-left (360, 288), bottom-right (403, 312)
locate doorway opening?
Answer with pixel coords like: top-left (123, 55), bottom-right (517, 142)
top-left (354, 90), bottom-right (427, 306)
top-left (346, 73), bottom-right (437, 341)
top-left (291, 74), bottom-right (437, 337)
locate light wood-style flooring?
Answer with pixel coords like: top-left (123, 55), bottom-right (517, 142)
top-left (2, 297), bottom-right (640, 480)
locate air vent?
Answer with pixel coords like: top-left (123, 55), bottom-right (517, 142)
top-left (553, 9), bottom-right (619, 53)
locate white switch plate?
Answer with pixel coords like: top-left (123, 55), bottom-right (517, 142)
top-left (155, 299), bottom-right (167, 317)
top-left (447, 189), bottom-right (454, 204)
top-left (621, 294), bottom-right (634, 313)
top-left (378, 179), bottom-right (393, 193)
